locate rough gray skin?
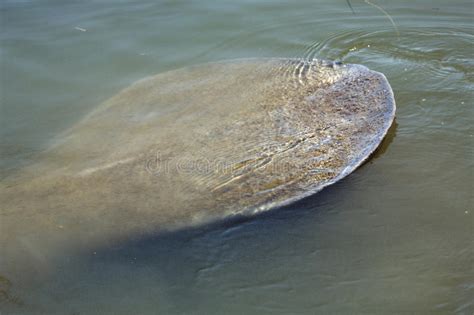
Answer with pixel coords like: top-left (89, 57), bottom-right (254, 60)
top-left (0, 58), bottom-right (395, 271)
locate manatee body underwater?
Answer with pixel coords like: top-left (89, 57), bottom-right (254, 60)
top-left (0, 58), bottom-right (395, 271)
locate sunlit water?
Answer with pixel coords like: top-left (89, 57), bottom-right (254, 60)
top-left (1, 0), bottom-right (473, 314)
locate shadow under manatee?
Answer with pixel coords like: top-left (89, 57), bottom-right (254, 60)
top-left (73, 179), bottom-right (347, 310)
top-left (0, 179), bottom-right (350, 314)
top-left (90, 175), bottom-right (345, 259)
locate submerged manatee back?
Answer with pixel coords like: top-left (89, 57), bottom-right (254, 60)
top-left (1, 58), bottom-right (395, 261)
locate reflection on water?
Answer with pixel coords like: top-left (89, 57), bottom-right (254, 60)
top-left (1, 0), bottom-right (473, 314)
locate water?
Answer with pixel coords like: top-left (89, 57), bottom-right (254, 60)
top-left (1, 0), bottom-right (472, 314)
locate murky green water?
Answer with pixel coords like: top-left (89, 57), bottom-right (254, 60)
top-left (1, 0), bottom-right (473, 314)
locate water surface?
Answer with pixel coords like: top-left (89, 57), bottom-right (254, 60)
top-left (1, 0), bottom-right (473, 314)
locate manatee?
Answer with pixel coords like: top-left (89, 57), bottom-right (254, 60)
top-left (0, 58), bottom-right (395, 268)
